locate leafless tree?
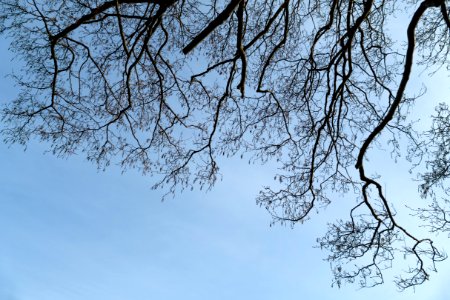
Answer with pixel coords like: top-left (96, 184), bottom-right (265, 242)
top-left (1, 0), bottom-right (450, 290)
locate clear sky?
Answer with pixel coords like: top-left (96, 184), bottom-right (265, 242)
top-left (1, 25), bottom-right (449, 300)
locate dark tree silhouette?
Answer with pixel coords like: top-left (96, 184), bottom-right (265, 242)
top-left (1, 0), bottom-right (450, 290)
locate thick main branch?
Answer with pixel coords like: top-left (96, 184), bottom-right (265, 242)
top-left (50, 0), bottom-right (174, 42)
top-left (182, 0), bottom-right (243, 54)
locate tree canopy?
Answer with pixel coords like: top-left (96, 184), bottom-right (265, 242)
top-left (1, 0), bottom-right (450, 290)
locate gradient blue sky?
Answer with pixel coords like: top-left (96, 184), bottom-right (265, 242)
top-left (1, 25), bottom-right (449, 300)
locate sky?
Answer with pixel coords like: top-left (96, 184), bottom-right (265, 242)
top-left (1, 15), bottom-right (450, 300)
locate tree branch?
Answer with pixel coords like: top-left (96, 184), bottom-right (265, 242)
top-left (51, 0), bottom-right (173, 43)
top-left (182, 0), bottom-right (242, 54)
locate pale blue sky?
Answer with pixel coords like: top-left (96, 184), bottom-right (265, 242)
top-left (0, 28), bottom-right (449, 300)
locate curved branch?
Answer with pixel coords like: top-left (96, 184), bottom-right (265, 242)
top-left (356, 0), bottom-right (434, 169)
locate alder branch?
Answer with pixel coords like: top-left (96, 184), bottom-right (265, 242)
top-left (182, 0), bottom-right (242, 54)
top-left (50, 0), bottom-right (173, 43)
